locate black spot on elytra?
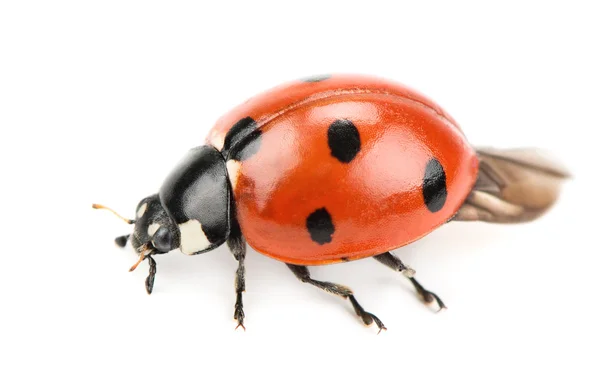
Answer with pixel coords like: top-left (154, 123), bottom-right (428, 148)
top-left (302, 74), bottom-right (331, 82)
top-left (223, 117), bottom-right (257, 153)
top-left (228, 130), bottom-right (262, 161)
top-left (306, 208), bottom-right (335, 245)
top-left (423, 158), bottom-right (447, 212)
top-left (327, 119), bottom-right (361, 163)
top-left (222, 117), bottom-right (262, 161)
top-left (341, 257), bottom-right (350, 262)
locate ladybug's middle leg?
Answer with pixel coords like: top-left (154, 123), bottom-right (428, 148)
top-left (286, 264), bottom-right (386, 333)
top-left (374, 252), bottom-right (446, 311)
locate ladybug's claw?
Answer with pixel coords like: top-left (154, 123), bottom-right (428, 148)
top-left (234, 289), bottom-right (246, 331)
top-left (234, 305), bottom-right (245, 331)
top-left (348, 295), bottom-right (387, 333)
top-left (409, 277), bottom-right (446, 312)
top-left (369, 315), bottom-right (387, 334)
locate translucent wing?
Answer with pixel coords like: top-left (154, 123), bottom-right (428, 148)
top-left (453, 148), bottom-right (570, 223)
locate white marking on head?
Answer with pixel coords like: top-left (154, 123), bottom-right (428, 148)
top-left (178, 220), bottom-right (211, 255)
top-left (137, 203), bottom-right (147, 219)
top-left (148, 223), bottom-right (161, 237)
top-left (226, 160), bottom-right (242, 192)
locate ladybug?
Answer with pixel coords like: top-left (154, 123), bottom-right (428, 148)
top-left (94, 74), bottom-right (568, 332)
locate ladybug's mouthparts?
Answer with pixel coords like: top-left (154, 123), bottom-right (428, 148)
top-left (129, 245), bottom-right (154, 272)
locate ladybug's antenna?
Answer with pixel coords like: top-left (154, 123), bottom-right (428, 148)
top-left (92, 204), bottom-right (136, 224)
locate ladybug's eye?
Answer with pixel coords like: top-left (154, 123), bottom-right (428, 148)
top-left (152, 226), bottom-right (173, 253)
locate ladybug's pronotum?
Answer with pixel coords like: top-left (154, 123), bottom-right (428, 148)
top-left (95, 74), bottom-right (568, 332)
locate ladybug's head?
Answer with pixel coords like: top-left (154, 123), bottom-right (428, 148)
top-left (130, 194), bottom-right (180, 255)
top-left (92, 194), bottom-right (180, 258)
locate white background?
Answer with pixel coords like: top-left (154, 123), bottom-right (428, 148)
top-left (1, 1), bottom-right (598, 389)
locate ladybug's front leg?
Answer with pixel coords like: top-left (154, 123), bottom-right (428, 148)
top-left (373, 252), bottom-right (446, 311)
top-left (145, 255), bottom-right (157, 294)
top-left (233, 258), bottom-right (245, 330)
top-left (227, 219), bottom-right (247, 330)
top-left (113, 233), bottom-right (157, 295)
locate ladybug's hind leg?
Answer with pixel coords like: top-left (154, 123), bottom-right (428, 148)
top-left (374, 252), bottom-right (446, 311)
top-left (287, 264), bottom-right (386, 333)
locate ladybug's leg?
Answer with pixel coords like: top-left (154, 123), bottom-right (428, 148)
top-left (227, 218), bottom-right (247, 330)
top-left (287, 264), bottom-right (386, 333)
top-left (233, 258), bottom-right (246, 330)
top-left (374, 252), bottom-right (446, 311)
top-left (145, 255), bottom-right (157, 294)
top-left (408, 277), bottom-right (446, 311)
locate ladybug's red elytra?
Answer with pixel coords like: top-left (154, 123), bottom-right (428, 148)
top-left (95, 74), bottom-right (568, 332)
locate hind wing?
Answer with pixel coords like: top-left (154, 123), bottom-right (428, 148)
top-left (453, 148), bottom-right (569, 223)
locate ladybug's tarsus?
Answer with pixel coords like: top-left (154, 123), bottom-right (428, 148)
top-left (233, 294), bottom-right (246, 331)
top-left (234, 296), bottom-right (246, 331)
top-left (229, 217), bottom-right (247, 330)
top-left (145, 255), bottom-right (157, 295)
top-left (348, 295), bottom-right (387, 333)
top-left (374, 252), bottom-right (446, 311)
top-left (287, 264), bottom-right (386, 332)
top-left (408, 277), bottom-right (447, 311)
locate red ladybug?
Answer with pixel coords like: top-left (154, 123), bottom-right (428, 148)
top-left (95, 74), bottom-right (568, 332)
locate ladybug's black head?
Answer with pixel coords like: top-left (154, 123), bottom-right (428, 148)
top-left (130, 194), bottom-right (180, 255)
